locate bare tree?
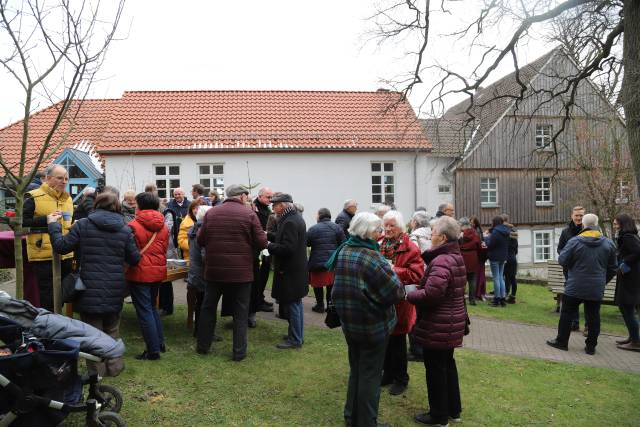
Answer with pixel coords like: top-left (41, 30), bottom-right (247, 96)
top-left (372, 0), bottom-right (640, 192)
top-left (0, 0), bottom-right (124, 298)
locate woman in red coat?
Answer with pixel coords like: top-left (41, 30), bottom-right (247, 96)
top-left (126, 192), bottom-right (169, 361)
top-left (407, 216), bottom-right (467, 426)
top-left (379, 210), bottom-right (425, 396)
top-left (459, 217), bottom-right (482, 305)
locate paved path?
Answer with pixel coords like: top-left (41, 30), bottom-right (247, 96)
top-left (2, 278), bottom-right (639, 373)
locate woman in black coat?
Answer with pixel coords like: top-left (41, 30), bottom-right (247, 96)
top-left (613, 214), bottom-right (640, 351)
top-left (48, 192), bottom-right (140, 375)
top-left (306, 208), bottom-right (345, 312)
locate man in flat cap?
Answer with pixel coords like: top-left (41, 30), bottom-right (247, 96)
top-left (196, 184), bottom-right (268, 361)
top-left (268, 193), bottom-right (308, 349)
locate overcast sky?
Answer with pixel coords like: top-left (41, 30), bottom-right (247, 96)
top-left (0, 0), bottom-right (551, 128)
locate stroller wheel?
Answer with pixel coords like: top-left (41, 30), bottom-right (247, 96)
top-left (96, 411), bottom-right (126, 427)
top-left (96, 384), bottom-right (123, 413)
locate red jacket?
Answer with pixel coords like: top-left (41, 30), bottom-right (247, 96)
top-left (386, 234), bottom-right (425, 335)
top-left (460, 228), bottom-right (482, 273)
top-left (197, 198), bottom-right (268, 283)
top-left (126, 209), bottom-right (169, 283)
top-left (407, 241), bottom-right (466, 349)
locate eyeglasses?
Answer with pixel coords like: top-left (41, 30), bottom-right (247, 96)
top-left (375, 227), bottom-right (384, 233)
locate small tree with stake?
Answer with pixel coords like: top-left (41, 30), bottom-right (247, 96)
top-left (0, 0), bottom-right (124, 300)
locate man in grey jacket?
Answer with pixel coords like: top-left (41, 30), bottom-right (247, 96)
top-left (546, 214), bottom-right (617, 355)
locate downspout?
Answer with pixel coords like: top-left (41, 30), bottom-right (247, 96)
top-left (414, 149), bottom-right (419, 211)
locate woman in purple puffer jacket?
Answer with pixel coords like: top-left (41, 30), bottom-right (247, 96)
top-left (407, 216), bottom-right (467, 427)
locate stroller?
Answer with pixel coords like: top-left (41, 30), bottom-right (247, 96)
top-left (0, 294), bottom-right (126, 426)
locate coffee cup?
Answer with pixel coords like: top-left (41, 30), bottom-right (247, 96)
top-left (61, 211), bottom-right (72, 221)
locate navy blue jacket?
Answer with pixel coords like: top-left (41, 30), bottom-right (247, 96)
top-left (48, 209), bottom-right (140, 314)
top-left (306, 218), bottom-right (345, 271)
top-left (485, 224), bottom-right (511, 262)
top-left (167, 198), bottom-right (190, 219)
top-left (558, 229), bottom-right (617, 301)
top-left (335, 209), bottom-right (354, 238)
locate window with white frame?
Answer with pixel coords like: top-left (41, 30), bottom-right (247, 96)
top-left (535, 124), bottom-right (553, 149)
top-left (154, 165), bottom-right (180, 199)
top-left (480, 178), bottom-right (498, 206)
top-left (533, 230), bottom-right (553, 262)
top-left (438, 184), bottom-right (451, 194)
top-left (371, 162), bottom-right (395, 204)
top-left (616, 179), bottom-right (631, 204)
top-left (198, 164), bottom-right (225, 197)
top-left (535, 177), bottom-right (553, 205)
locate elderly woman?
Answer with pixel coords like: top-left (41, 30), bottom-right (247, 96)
top-left (48, 192), bottom-right (140, 376)
top-left (459, 217), bottom-right (482, 305)
top-left (187, 205), bottom-right (212, 335)
top-left (177, 198), bottom-right (206, 260)
top-left (410, 210), bottom-right (432, 253)
top-left (306, 208), bottom-right (345, 312)
top-left (407, 216), bottom-right (467, 426)
top-left (329, 212), bottom-right (405, 427)
top-left (379, 210), bottom-right (424, 396)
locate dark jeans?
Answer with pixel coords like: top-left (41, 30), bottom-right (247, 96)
top-left (158, 281), bottom-right (174, 314)
top-left (32, 259), bottom-right (73, 311)
top-left (422, 347), bottom-right (462, 424)
top-left (383, 334), bottom-right (409, 386)
top-left (466, 272), bottom-right (476, 302)
top-left (192, 289), bottom-right (205, 336)
top-left (556, 294), bottom-right (601, 349)
top-left (344, 335), bottom-right (388, 427)
top-left (129, 282), bottom-right (165, 355)
top-left (504, 259), bottom-right (518, 296)
top-left (313, 286), bottom-right (332, 307)
top-left (197, 281), bottom-right (251, 358)
top-left (619, 304), bottom-right (640, 342)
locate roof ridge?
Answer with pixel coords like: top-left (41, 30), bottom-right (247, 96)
top-left (121, 89), bottom-right (402, 95)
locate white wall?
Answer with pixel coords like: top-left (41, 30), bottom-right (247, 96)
top-left (105, 151), bottom-right (449, 227)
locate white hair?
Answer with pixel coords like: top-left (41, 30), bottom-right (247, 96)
top-left (582, 213), bottom-right (599, 229)
top-left (411, 211), bottom-right (430, 228)
top-left (343, 199), bottom-right (357, 209)
top-left (433, 216), bottom-right (460, 241)
top-left (44, 163), bottom-right (66, 177)
top-left (82, 186), bottom-right (95, 196)
top-left (196, 205), bottom-right (212, 222)
top-left (348, 212), bottom-right (382, 240)
top-left (382, 210), bottom-right (404, 228)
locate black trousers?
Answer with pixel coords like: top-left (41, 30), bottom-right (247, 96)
top-left (158, 281), bottom-right (174, 314)
top-left (250, 255), bottom-right (271, 313)
top-left (504, 259), bottom-right (518, 296)
top-left (556, 294), bottom-right (601, 349)
top-left (382, 334), bottom-right (409, 386)
top-left (344, 336), bottom-right (388, 427)
top-left (313, 286), bottom-right (332, 307)
top-left (32, 259), bottom-right (73, 311)
top-left (466, 272), bottom-right (476, 302)
top-left (197, 282), bottom-right (251, 358)
top-left (422, 347), bottom-right (462, 423)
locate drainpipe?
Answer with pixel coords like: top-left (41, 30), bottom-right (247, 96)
top-left (414, 149), bottom-right (419, 210)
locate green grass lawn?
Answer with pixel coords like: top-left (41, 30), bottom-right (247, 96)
top-left (62, 305), bottom-right (640, 426)
top-left (469, 282), bottom-right (628, 335)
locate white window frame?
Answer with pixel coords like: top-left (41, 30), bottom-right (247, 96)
top-left (480, 178), bottom-right (498, 207)
top-left (438, 184), bottom-right (451, 194)
top-left (197, 163), bottom-right (225, 197)
top-left (153, 164), bottom-right (181, 199)
top-left (371, 161), bottom-right (395, 205)
top-left (533, 230), bottom-right (554, 263)
top-left (535, 124), bottom-right (553, 150)
top-left (535, 177), bottom-right (553, 206)
top-left (616, 179), bottom-right (631, 204)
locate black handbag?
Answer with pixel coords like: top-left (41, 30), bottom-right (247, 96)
top-left (324, 303), bottom-right (341, 329)
top-left (61, 270), bottom-right (86, 303)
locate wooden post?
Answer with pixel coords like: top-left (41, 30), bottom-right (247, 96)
top-left (52, 252), bottom-right (62, 314)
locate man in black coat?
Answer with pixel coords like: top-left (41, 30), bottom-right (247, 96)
top-left (249, 187), bottom-right (275, 324)
top-left (557, 206), bottom-right (585, 331)
top-left (335, 199), bottom-right (358, 238)
top-left (268, 193), bottom-right (308, 349)
top-left (166, 187), bottom-right (190, 219)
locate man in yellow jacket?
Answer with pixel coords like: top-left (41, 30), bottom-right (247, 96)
top-left (23, 164), bottom-right (74, 311)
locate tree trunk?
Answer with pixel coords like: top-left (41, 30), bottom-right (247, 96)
top-left (623, 0), bottom-right (640, 196)
top-left (11, 191), bottom-right (24, 300)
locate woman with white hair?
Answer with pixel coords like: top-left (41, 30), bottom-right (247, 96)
top-left (407, 216), bottom-right (467, 426)
top-left (328, 212), bottom-right (405, 427)
top-left (379, 210), bottom-right (425, 396)
top-left (410, 210), bottom-right (432, 253)
top-left (187, 204), bottom-right (212, 335)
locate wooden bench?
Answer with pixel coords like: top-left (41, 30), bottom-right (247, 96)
top-left (546, 260), bottom-right (617, 306)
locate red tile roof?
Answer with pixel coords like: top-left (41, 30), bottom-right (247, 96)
top-left (0, 100), bottom-right (118, 177)
top-left (98, 90), bottom-right (429, 152)
top-left (0, 91), bottom-right (429, 177)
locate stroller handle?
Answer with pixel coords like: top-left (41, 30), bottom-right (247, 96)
top-left (78, 352), bottom-right (102, 362)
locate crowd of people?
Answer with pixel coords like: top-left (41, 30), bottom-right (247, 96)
top-left (18, 163), bottom-right (640, 426)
